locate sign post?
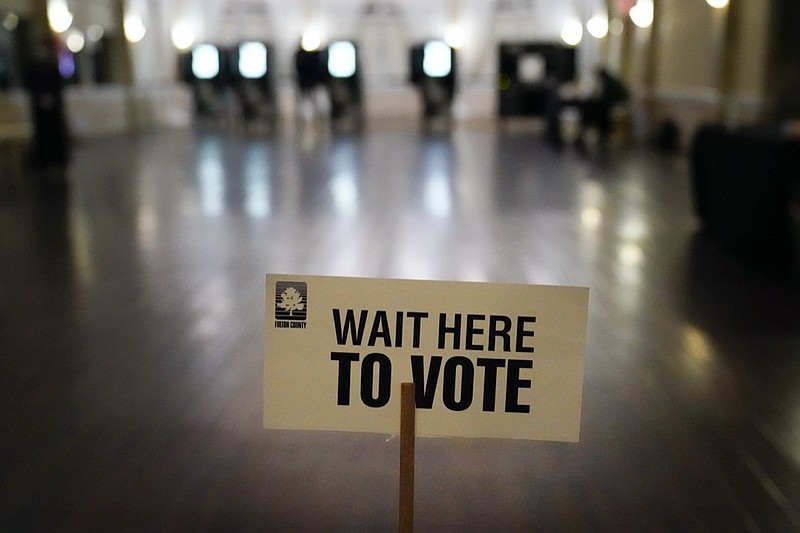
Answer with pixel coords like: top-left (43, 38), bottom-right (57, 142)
top-left (399, 382), bottom-right (415, 533)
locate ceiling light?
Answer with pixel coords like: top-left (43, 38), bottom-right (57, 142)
top-left (587, 15), bottom-right (609, 39)
top-left (629, 0), bottom-right (654, 28)
top-left (561, 18), bottom-right (583, 46)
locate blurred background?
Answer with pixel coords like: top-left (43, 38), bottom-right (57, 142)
top-left (0, 0), bottom-right (797, 143)
top-left (1, 1), bottom-right (799, 531)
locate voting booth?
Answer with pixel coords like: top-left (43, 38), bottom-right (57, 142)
top-left (181, 43), bottom-right (229, 121)
top-left (497, 42), bottom-right (576, 118)
top-left (325, 40), bottom-right (363, 124)
top-left (409, 41), bottom-right (456, 120)
top-left (230, 41), bottom-right (277, 126)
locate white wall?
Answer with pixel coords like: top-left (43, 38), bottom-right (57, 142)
top-left (4, 0), bottom-right (611, 91)
top-left (178, 0), bottom-right (605, 89)
top-left (127, 0), bottom-right (178, 86)
top-left (0, 0), bottom-right (617, 132)
top-left (648, 0), bottom-right (773, 146)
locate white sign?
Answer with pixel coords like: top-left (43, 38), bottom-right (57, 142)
top-left (264, 275), bottom-right (589, 442)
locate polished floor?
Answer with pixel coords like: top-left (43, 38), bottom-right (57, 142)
top-left (1, 120), bottom-right (799, 532)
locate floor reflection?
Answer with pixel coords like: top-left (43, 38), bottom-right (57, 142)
top-left (195, 135), bottom-right (226, 217)
top-left (419, 137), bottom-right (454, 218)
top-left (242, 142), bottom-right (271, 219)
top-left (328, 138), bottom-right (361, 217)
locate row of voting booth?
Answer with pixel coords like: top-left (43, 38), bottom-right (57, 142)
top-left (180, 39), bottom-right (458, 126)
top-left (180, 40), bottom-right (573, 125)
top-left (179, 41), bottom-right (280, 125)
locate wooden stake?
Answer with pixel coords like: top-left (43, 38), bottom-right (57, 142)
top-left (399, 382), bottom-right (416, 533)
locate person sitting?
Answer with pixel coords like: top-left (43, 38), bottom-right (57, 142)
top-left (579, 68), bottom-right (629, 147)
top-left (545, 68), bottom-right (629, 150)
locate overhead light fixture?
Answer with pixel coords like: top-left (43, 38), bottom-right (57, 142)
top-left (48, 0), bottom-right (73, 33)
top-left (87, 24), bottom-right (105, 42)
top-left (561, 18), bottom-right (583, 46)
top-left (444, 24), bottom-right (466, 50)
top-left (124, 13), bottom-right (146, 43)
top-left (706, 0), bottom-right (729, 8)
top-left (171, 21), bottom-right (195, 50)
top-left (587, 14), bottom-right (609, 39)
top-left (3, 12), bottom-right (19, 31)
top-left (66, 30), bottom-right (85, 53)
top-left (609, 18), bottom-right (624, 36)
top-left (301, 27), bottom-right (321, 52)
top-left (629, 0), bottom-right (654, 28)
